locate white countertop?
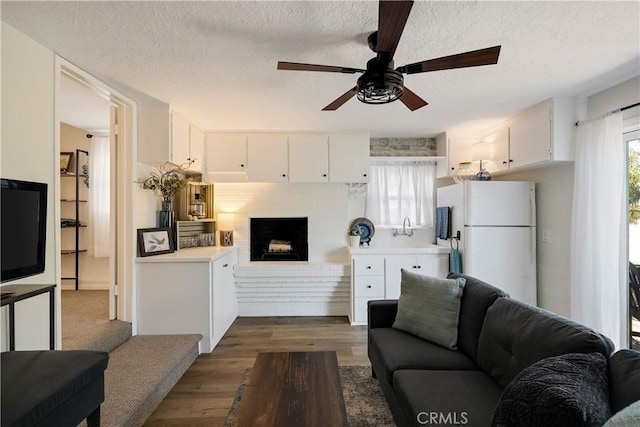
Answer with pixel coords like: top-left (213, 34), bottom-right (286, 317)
top-left (346, 244), bottom-right (449, 255)
top-left (136, 246), bottom-right (237, 263)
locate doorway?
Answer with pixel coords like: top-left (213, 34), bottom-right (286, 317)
top-left (55, 57), bottom-right (137, 349)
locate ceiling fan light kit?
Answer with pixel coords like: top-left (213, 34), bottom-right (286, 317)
top-left (277, 0), bottom-right (501, 112)
top-left (356, 59), bottom-right (404, 105)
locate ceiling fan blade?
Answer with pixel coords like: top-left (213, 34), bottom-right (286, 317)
top-left (398, 45), bottom-right (502, 74)
top-left (377, 0), bottom-right (414, 61)
top-left (322, 87), bottom-right (358, 111)
top-left (400, 87), bottom-right (428, 111)
top-left (278, 61), bottom-right (364, 74)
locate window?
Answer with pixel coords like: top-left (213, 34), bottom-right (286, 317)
top-left (365, 160), bottom-right (436, 227)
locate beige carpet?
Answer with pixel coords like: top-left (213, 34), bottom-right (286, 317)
top-left (61, 290), bottom-right (132, 352)
top-left (224, 365), bottom-right (396, 427)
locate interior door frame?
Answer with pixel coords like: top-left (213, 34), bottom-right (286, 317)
top-left (55, 57), bottom-right (137, 340)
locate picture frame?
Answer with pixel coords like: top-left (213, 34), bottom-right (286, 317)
top-left (60, 152), bottom-right (74, 173)
top-left (137, 227), bottom-right (175, 257)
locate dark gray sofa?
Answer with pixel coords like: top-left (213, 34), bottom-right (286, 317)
top-left (368, 273), bottom-right (640, 427)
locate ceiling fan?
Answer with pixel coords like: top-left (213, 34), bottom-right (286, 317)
top-left (277, 0), bottom-right (501, 112)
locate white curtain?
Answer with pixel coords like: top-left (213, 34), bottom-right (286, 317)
top-left (571, 112), bottom-right (625, 349)
top-left (89, 136), bottom-right (111, 258)
top-left (365, 160), bottom-right (436, 227)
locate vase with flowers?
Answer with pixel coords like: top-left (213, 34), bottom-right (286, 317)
top-left (139, 162), bottom-right (190, 227)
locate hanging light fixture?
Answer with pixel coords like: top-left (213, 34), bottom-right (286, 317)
top-left (356, 58), bottom-right (404, 105)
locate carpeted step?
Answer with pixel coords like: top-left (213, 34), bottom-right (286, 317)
top-left (97, 334), bottom-right (201, 427)
top-left (63, 319), bottom-right (132, 353)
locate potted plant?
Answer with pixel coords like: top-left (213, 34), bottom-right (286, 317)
top-left (348, 225), bottom-right (362, 247)
top-left (139, 162), bottom-right (190, 227)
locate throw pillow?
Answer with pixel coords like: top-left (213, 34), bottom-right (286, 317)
top-left (392, 269), bottom-right (465, 350)
top-left (491, 352), bottom-right (611, 427)
top-left (603, 400), bottom-right (640, 427)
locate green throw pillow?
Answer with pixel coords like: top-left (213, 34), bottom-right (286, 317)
top-left (392, 269), bottom-right (465, 350)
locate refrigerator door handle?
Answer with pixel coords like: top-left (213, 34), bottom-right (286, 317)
top-left (529, 188), bottom-right (536, 225)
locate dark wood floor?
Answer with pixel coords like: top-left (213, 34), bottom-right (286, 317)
top-left (144, 317), bottom-right (369, 426)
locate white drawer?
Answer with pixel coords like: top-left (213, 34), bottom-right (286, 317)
top-left (353, 256), bottom-right (385, 276)
top-left (354, 276), bottom-right (385, 297)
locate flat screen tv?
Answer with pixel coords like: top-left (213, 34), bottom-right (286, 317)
top-left (1, 178), bottom-right (48, 283)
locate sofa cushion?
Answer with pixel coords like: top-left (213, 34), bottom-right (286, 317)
top-left (604, 400), bottom-right (640, 427)
top-left (608, 349), bottom-right (640, 413)
top-left (392, 269), bottom-right (465, 350)
top-left (1, 350), bottom-right (109, 426)
top-left (477, 298), bottom-right (614, 388)
top-left (369, 328), bottom-right (478, 384)
top-left (448, 273), bottom-right (508, 363)
top-left (491, 352), bottom-right (611, 427)
top-left (394, 369), bottom-right (503, 427)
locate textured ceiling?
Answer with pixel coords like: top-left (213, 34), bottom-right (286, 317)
top-left (2, 1), bottom-right (639, 137)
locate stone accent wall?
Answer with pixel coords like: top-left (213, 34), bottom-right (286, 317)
top-left (370, 137), bottom-right (437, 156)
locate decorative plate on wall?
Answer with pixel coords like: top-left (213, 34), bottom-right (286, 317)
top-left (350, 217), bottom-right (375, 245)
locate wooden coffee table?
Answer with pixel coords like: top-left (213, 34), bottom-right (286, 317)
top-left (232, 351), bottom-right (348, 427)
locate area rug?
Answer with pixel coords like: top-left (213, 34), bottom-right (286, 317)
top-left (223, 365), bottom-right (396, 426)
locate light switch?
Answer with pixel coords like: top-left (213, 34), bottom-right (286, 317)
top-left (541, 229), bottom-right (551, 243)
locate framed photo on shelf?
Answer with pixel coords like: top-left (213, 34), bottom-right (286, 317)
top-left (137, 227), bottom-right (175, 257)
top-left (60, 152), bottom-right (74, 173)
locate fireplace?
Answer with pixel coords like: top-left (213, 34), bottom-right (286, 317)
top-left (250, 217), bottom-right (308, 262)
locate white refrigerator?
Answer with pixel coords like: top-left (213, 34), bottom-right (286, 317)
top-left (437, 181), bottom-right (537, 305)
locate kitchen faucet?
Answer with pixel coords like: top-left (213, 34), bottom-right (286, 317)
top-left (393, 217), bottom-right (414, 237)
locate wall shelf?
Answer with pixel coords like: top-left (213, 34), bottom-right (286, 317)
top-left (60, 148), bottom-right (89, 290)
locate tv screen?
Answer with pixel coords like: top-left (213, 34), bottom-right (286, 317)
top-left (1, 178), bottom-right (48, 283)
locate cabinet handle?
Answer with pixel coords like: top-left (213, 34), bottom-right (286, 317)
top-left (240, 164), bottom-right (245, 168)
top-left (509, 159), bottom-right (513, 163)
top-left (366, 266), bottom-right (372, 269)
top-left (451, 167), bottom-right (455, 171)
top-left (366, 285), bottom-right (372, 289)
top-left (503, 160), bottom-right (507, 164)
top-left (412, 265), bottom-right (417, 269)
top-left (417, 265), bottom-right (421, 269)
top-left (363, 173), bottom-right (367, 177)
top-left (223, 263), bottom-right (229, 268)
top-left (322, 173), bottom-right (327, 177)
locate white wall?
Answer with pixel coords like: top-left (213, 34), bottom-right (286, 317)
top-left (214, 183), bottom-right (354, 264)
top-left (496, 165), bottom-right (574, 316)
top-left (1, 23), bottom-right (57, 350)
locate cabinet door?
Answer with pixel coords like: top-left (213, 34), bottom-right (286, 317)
top-left (484, 127), bottom-right (510, 173)
top-left (212, 251), bottom-right (238, 346)
top-left (189, 125), bottom-right (205, 172)
top-left (414, 254), bottom-right (448, 278)
top-left (509, 105), bottom-right (551, 169)
top-left (384, 255), bottom-right (418, 299)
top-left (247, 134), bottom-right (289, 182)
top-left (447, 138), bottom-right (474, 176)
top-left (171, 113), bottom-right (191, 166)
top-left (205, 133), bottom-right (247, 173)
top-left (328, 134), bottom-right (370, 183)
top-left (288, 135), bottom-right (329, 182)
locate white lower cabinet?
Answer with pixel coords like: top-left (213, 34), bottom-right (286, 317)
top-left (349, 250), bottom-right (449, 325)
top-left (136, 248), bottom-right (238, 353)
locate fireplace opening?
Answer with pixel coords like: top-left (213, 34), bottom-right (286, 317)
top-left (250, 217), bottom-right (308, 262)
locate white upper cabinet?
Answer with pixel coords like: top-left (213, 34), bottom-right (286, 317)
top-left (171, 113), bottom-right (191, 165)
top-left (205, 133), bottom-right (248, 173)
top-left (189, 125), bottom-right (205, 172)
top-left (328, 134), bottom-right (370, 183)
top-left (288, 134), bottom-right (329, 183)
top-left (477, 126), bottom-right (510, 174)
top-left (448, 137), bottom-right (474, 176)
top-left (138, 104), bottom-right (203, 172)
top-left (247, 133), bottom-right (289, 182)
top-left (508, 98), bottom-right (579, 169)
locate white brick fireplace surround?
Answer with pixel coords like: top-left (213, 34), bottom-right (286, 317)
top-left (214, 182), bottom-right (361, 316)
